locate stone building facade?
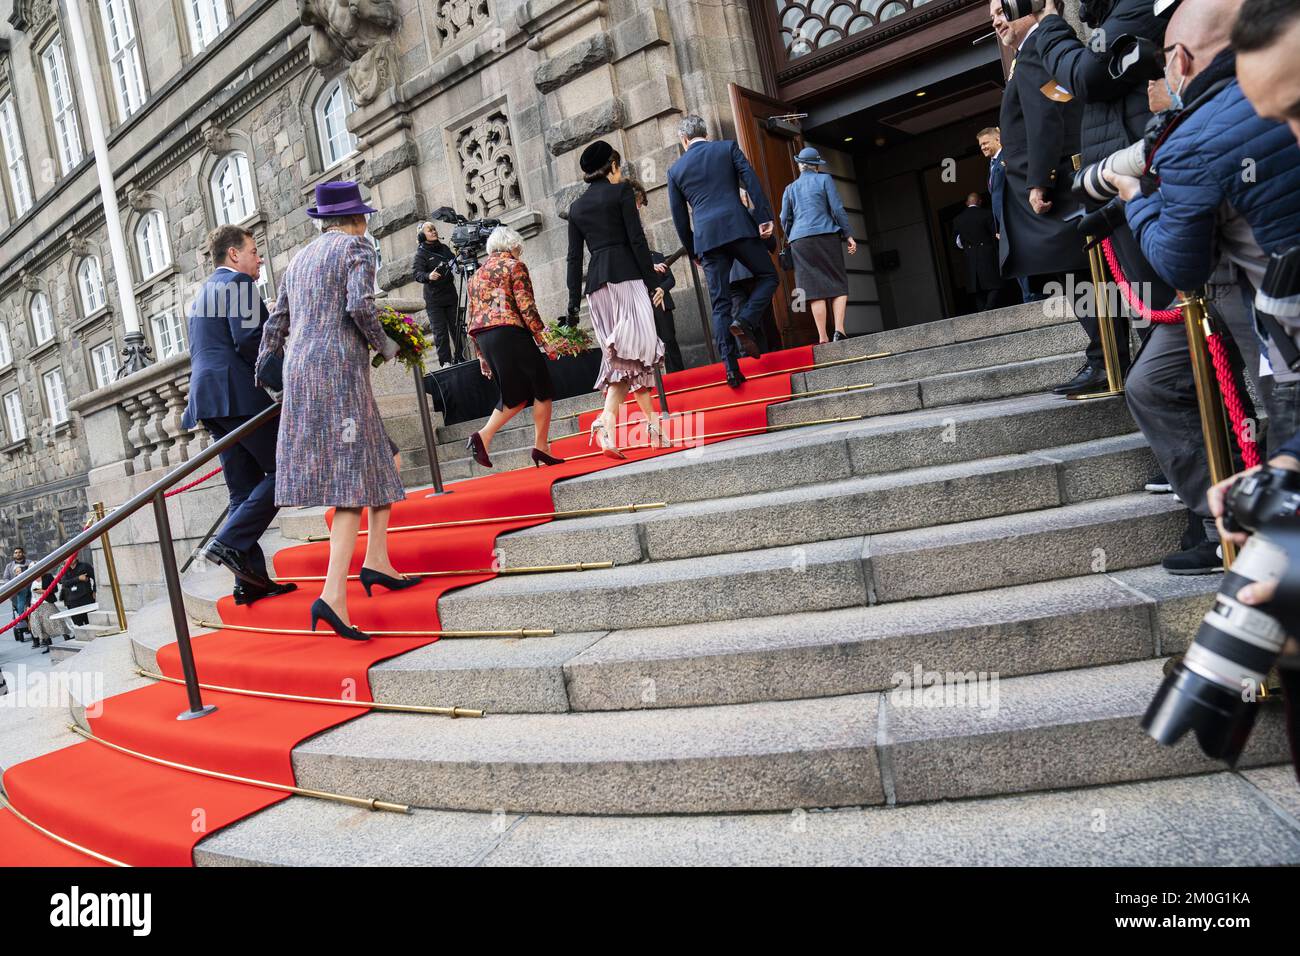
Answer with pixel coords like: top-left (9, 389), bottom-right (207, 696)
top-left (0, 0), bottom-right (775, 564)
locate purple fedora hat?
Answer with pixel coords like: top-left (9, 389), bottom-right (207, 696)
top-left (306, 180), bottom-right (378, 219)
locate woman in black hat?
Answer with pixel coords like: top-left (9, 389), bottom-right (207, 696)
top-left (779, 146), bottom-right (858, 343)
top-left (565, 140), bottom-right (668, 458)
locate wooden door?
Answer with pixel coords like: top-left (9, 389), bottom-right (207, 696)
top-left (729, 83), bottom-right (814, 348)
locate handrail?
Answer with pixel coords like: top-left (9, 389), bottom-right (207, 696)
top-left (0, 402), bottom-right (282, 607)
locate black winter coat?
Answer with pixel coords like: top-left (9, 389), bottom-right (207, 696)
top-left (1034, 0), bottom-right (1167, 170)
top-left (413, 238), bottom-right (458, 308)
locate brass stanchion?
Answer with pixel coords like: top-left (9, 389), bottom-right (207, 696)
top-left (92, 501), bottom-right (128, 632)
top-left (1068, 155), bottom-right (1125, 402)
top-left (1180, 291), bottom-right (1238, 568)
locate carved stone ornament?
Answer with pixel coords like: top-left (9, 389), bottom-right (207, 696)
top-left (8, 0), bottom-right (56, 31)
top-left (201, 126), bottom-right (231, 153)
top-left (20, 270), bottom-right (40, 292)
top-left (346, 39), bottom-right (397, 108)
top-left (298, 0), bottom-right (400, 69)
top-left (455, 110), bottom-right (522, 219)
top-left (434, 0), bottom-right (490, 48)
top-left (67, 233), bottom-right (90, 257)
top-left (125, 187), bottom-right (154, 212)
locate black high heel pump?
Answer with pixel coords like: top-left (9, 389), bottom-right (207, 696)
top-left (359, 566), bottom-right (420, 597)
top-left (309, 598), bottom-right (370, 641)
top-left (531, 447), bottom-right (565, 467)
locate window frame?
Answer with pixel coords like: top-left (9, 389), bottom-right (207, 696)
top-left (3, 389), bottom-right (26, 443)
top-left (135, 209), bottom-right (172, 280)
top-left (315, 77), bottom-right (358, 170)
top-left (41, 367), bottom-right (70, 426)
top-left (0, 94), bottom-right (34, 217)
top-left (184, 0), bottom-right (231, 54)
top-left (90, 340), bottom-right (117, 389)
top-left (98, 0), bottom-right (149, 120)
top-left (210, 151), bottom-right (255, 224)
top-left (40, 34), bottom-right (85, 176)
top-left (149, 310), bottom-right (185, 359)
top-left (0, 322), bottom-right (11, 369)
top-left (77, 256), bottom-right (108, 316)
top-left (30, 292), bottom-right (56, 347)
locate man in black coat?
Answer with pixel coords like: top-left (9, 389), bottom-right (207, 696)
top-left (953, 192), bottom-right (1002, 311)
top-left (59, 552), bottom-right (95, 627)
top-left (992, 0), bottom-right (1101, 394)
top-left (414, 222), bottom-right (463, 366)
top-left (182, 225), bottom-right (296, 606)
top-left (1035, 0), bottom-right (1175, 378)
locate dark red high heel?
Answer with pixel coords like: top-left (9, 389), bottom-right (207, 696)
top-left (531, 448), bottom-right (565, 467)
top-left (466, 432), bottom-right (492, 468)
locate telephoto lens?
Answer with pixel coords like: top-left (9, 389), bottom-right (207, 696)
top-left (1072, 140), bottom-right (1148, 202)
top-left (1142, 466), bottom-right (1300, 763)
top-left (999, 0), bottom-right (1045, 19)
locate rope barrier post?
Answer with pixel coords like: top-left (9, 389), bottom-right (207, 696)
top-left (151, 491), bottom-right (216, 720)
top-left (654, 366), bottom-right (671, 416)
top-left (92, 502), bottom-right (127, 633)
top-left (1069, 155), bottom-right (1125, 402)
top-left (413, 363), bottom-right (446, 495)
top-left (1180, 290), bottom-right (1238, 569)
top-left (687, 254), bottom-right (718, 364)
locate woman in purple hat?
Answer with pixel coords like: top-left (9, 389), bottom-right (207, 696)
top-left (256, 181), bottom-right (418, 641)
top-left (565, 140), bottom-right (668, 458)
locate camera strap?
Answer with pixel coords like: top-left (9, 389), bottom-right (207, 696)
top-left (1259, 313), bottom-right (1300, 372)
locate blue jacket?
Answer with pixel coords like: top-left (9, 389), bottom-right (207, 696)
top-left (780, 169), bottom-right (852, 242)
top-left (1125, 77), bottom-right (1300, 292)
top-left (181, 269), bottom-right (274, 430)
top-left (667, 139), bottom-right (774, 257)
top-left (989, 153), bottom-right (1007, 234)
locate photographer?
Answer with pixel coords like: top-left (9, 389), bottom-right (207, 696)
top-left (1034, 0), bottom-right (1175, 382)
top-left (1105, 0), bottom-right (1300, 572)
top-left (414, 221), bottom-right (463, 366)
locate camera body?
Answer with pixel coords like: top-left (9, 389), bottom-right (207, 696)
top-left (431, 206), bottom-right (501, 275)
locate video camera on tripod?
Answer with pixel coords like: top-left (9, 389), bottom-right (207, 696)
top-left (431, 206), bottom-right (501, 277)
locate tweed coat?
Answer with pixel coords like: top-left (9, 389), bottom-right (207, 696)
top-left (256, 230), bottom-right (405, 509)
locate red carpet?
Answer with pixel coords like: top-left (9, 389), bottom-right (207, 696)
top-left (0, 347), bottom-right (816, 865)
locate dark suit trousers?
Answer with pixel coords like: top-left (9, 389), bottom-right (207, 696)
top-left (204, 415), bottom-right (279, 557)
top-left (654, 306), bottom-right (685, 373)
top-left (700, 238), bottom-right (778, 368)
top-left (426, 302), bottom-right (463, 366)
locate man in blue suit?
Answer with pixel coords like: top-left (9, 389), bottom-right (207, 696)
top-left (978, 126), bottom-right (1033, 304)
top-left (182, 225), bottom-right (295, 606)
top-left (667, 114), bottom-right (779, 388)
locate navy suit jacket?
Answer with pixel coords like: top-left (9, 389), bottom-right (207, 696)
top-left (667, 139), bottom-right (774, 257)
top-left (989, 153), bottom-right (1007, 234)
top-left (181, 269), bottom-right (274, 430)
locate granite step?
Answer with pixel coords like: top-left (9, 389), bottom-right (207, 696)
top-left (361, 566), bottom-right (1217, 714)
top-left (435, 350), bottom-right (1088, 478)
top-left (493, 433), bottom-right (1155, 568)
top-left (192, 765), bottom-right (1300, 866)
top-left (287, 658), bottom-right (1291, 815)
top-left (436, 493), bottom-right (1186, 633)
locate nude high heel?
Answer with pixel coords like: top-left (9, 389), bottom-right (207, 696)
top-left (588, 417), bottom-right (626, 460)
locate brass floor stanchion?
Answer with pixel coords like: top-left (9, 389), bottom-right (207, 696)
top-left (92, 501), bottom-right (128, 632)
top-left (1181, 291), bottom-right (1238, 569)
top-left (1067, 156), bottom-right (1125, 402)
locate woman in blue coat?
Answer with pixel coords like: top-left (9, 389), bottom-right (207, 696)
top-left (779, 147), bottom-right (858, 343)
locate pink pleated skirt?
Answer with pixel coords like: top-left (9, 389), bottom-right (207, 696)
top-left (587, 279), bottom-right (665, 393)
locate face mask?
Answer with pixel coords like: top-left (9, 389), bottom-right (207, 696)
top-left (1164, 60), bottom-right (1187, 110)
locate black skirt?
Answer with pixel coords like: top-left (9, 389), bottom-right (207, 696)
top-left (790, 232), bottom-right (849, 300)
top-left (473, 325), bottom-right (556, 410)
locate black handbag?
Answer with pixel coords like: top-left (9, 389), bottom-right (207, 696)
top-left (256, 351), bottom-right (284, 393)
top-left (778, 242), bottom-right (793, 271)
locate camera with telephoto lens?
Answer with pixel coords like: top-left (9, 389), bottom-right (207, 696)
top-left (1142, 468), bottom-right (1300, 764)
top-left (1000, 0), bottom-right (1045, 19)
top-left (1072, 107), bottom-right (1179, 203)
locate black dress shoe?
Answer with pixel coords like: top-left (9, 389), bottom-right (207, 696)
top-left (205, 540), bottom-right (276, 591)
top-left (729, 321), bottom-right (761, 359)
top-left (832, 330), bottom-right (847, 342)
top-left (309, 598), bottom-right (370, 640)
top-left (233, 581), bottom-right (299, 606)
top-left (1064, 367), bottom-right (1112, 396)
top-left (725, 366), bottom-right (746, 389)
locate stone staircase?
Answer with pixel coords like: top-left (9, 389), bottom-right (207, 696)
top-left (96, 299), bottom-right (1300, 863)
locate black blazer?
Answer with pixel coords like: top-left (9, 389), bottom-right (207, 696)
top-left (566, 179), bottom-right (657, 312)
top-left (414, 238), bottom-right (457, 307)
top-left (650, 251), bottom-right (675, 313)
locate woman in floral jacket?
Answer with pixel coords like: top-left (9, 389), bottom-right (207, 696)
top-left (463, 227), bottom-right (563, 469)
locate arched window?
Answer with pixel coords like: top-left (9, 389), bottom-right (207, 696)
top-left (0, 322), bottom-right (11, 368)
top-left (77, 257), bottom-right (107, 315)
top-left (0, 94), bottom-right (33, 216)
top-left (185, 0), bottom-right (230, 52)
top-left (41, 36), bottom-right (84, 175)
top-left (135, 210), bottom-right (171, 278)
top-left (315, 78), bottom-right (357, 168)
top-left (210, 152), bottom-right (255, 224)
top-left (30, 292), bottom-right (55, 346)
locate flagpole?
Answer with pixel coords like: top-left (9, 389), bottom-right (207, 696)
top-left (60, 0), bottom-right (151, 376)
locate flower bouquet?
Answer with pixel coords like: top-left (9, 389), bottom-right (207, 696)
top-left (372, 306), bottom-right (429, 372)
top-left (541, 319), bottom-right (594, 358)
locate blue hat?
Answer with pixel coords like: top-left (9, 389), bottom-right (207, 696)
top-left (307, 180), bottom-right (377, 219)
top-left (795, 146), bottom-right (827, 167)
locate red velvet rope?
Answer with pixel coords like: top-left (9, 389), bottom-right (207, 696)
top-left (163, 465), bottom-right (224, 498)
top-left (1100, 238), bottom-right (1183, 324)
top-left (1097, 237), bottom-right (1261, 467)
